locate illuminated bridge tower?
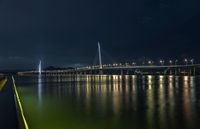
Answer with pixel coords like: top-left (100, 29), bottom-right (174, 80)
top-left (38, 60), bottom-right (42, 75)
top-left (98, 42), bottom-right (103, 74)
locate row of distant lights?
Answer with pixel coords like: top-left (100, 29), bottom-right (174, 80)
top-left (83, 58), bottom-right (195, 69)
top-left (156, 58), bottom-right (194, 65)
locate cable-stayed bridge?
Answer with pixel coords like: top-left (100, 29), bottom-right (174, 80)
top-left (18, 43), bottom-right (200, 76)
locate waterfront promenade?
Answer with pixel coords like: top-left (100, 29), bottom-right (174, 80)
top-left (0, 78), bottom-right (19, 129)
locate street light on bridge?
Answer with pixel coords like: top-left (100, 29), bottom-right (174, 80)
top-left (175, 60), bottom-right (178, 65)
top-left (125, 62), bottom-right (129, 66)
top-left (132, 62), bottom-right (136, 66)
top-left (160, 60), bottom-right (165, 65)
top-left (184, 59), bottom-right (188, 65)
top-left (112, 63), bottom-right (118, 67)
top-left (148, 60), bottom-right (153, 65)
top-left (169, 60), bottom-right (173, 65)
top-left (191, 59), bottom-right (194, 65)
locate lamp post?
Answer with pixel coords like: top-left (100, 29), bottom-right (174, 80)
top-left (175, 60), bottom-right (178, 65)
top-left (190, 59), bottom-right (194, 65)
top-left (190, 59), bottom-right (195, 76)
top-left (160, 60), bottom-right (164, 65)
top-left (169, 60), bottom-right (173, 65)
top-left (184, 59), bottom-right (188, 65)
top-left (132, 62), bottom-right (136, 66)
top-left (148, 60), bottom-right (152, 65)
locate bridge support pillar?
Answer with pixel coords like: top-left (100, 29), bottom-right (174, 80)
top-left (99, 70), bottom-right (103, 75)
top-left (126, 70), bottom-right (129, 75)
top-left (120, 70), bottom-right (126, 85)
top-left (170, 69), bottom-right (172, 75)
top-left (189, 69), bottom-right (192, 76)
top-left (193, 68), bottom-right (196, 76)
top-left (121, 70), bottom-right (124, 76)
top-left (178, 68), bottom-right (181, 76)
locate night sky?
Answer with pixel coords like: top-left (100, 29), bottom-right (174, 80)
top-left (0, 0), bottom-right (200, 70)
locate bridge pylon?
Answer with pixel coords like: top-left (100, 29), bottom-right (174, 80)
top-left (98, 42), bottom-right (103, 74)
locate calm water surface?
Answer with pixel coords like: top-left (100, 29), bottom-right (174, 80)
top-left (15, 75), bottom-right (200, 129)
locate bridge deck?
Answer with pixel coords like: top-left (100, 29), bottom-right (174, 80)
top-left (17, 64), bottom-right (200, 75)
top-left (0, 78), bottom-right (19, 129)
top-left (76, 64), bottom-right (200, 71)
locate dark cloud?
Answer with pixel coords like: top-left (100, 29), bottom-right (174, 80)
top-left (0, 0), bottom-right (200, 69)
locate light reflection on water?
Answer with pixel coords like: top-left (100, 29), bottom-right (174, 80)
top-left (15, 75), bottom-right (200, 129)
top-left (38, 75), bottom-right (42, 106)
